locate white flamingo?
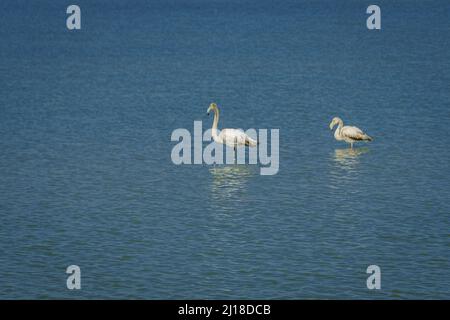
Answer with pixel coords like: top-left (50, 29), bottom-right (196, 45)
top-left (206, 103), bottom-right (257, 153)
top-left (329, 117), bottom-right (372, 149)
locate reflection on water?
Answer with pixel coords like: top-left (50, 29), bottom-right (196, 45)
top-left (333, 147), bottom-right (369, 170)
top-left (209, 165), bottom-right (255, 203)
top-left (207, 165), bottom-right (256, 264)
top-left (329, 147), bottom-right (370, 188)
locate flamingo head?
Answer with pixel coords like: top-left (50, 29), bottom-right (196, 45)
top-left (329, 117), bottom-right (342, 130)
top-left (207, 102), bottom-right (218, 116)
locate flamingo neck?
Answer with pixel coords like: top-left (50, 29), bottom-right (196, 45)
top-left (334, 120), bottom-right (344, 140)
top-left (211, 108), bottom-right (220, 142)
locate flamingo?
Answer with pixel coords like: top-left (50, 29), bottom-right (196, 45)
top-left (206, 103), bottom-right (257, 154)
top-left (329, 117), bottom-right (372, 149)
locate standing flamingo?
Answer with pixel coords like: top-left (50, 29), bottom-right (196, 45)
top-left (206, 103), bottom-right (257, 153)
top-left (329, 117), bottom-right (372, 149)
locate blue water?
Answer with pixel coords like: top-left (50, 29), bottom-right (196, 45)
top-left (0, 0), bottom-right (449, 299)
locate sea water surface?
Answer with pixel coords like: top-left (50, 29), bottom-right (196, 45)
top-left (0, 0), bottom-right (449, 299)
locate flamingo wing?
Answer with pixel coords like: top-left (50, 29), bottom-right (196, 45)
top-left (219, 129), bottom-right (257, 147)
top-left (341, 126), bottom-right (372, 141)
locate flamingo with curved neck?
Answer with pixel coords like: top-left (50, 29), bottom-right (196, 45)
top-left (329, 116), bottom-right (372, 149)
top-left (206, 103), bottom-right (257, 150)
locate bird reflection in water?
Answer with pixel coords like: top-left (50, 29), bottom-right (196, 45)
top-left (330, 148), bottom-right (369, 192)
top-left (333, 147), bottom-right (369, 170)
top-left (209, 165), bottom-right (255, 203)
top-left (329, 147), bottom-right (370, 188)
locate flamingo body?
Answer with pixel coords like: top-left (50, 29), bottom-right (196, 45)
top-left (207, 103), bottom-right (257, 149)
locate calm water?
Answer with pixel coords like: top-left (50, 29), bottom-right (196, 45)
top-left (0, 0), bottom-right (449, 299)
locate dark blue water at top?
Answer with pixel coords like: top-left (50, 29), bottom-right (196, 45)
top-left (0, 0), bottom-right (449, 299)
